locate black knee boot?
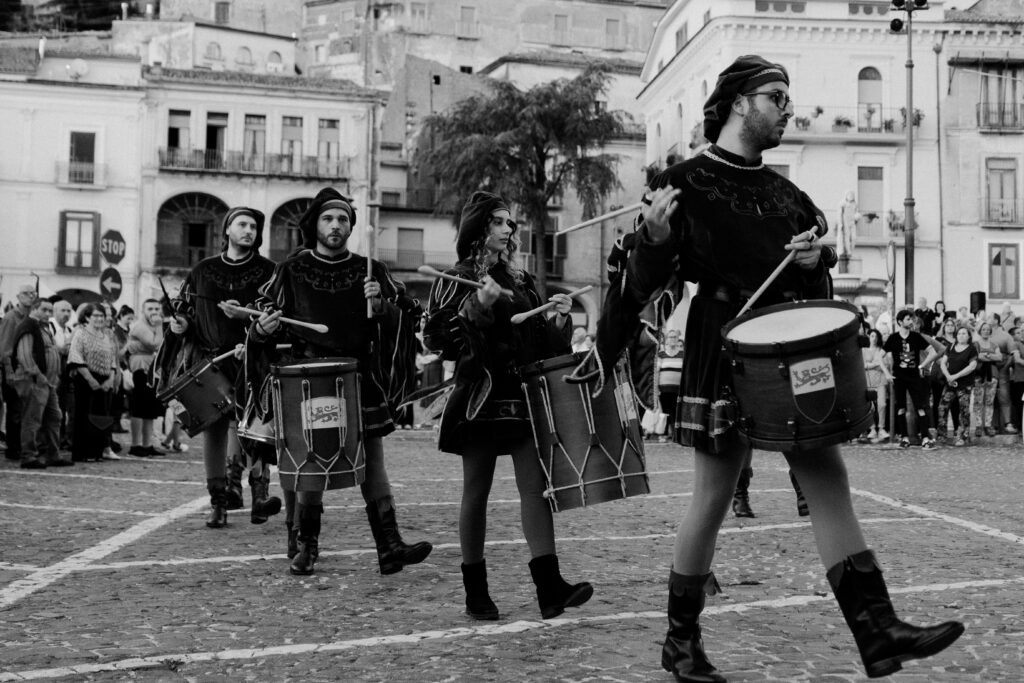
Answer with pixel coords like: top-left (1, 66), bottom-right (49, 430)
top-left (285, 521), bottom-right (299, 559)
top-left (527, 554), bottom-right (593, 619)
top-left (289, 504), bottom-right (322, 575)
top-left (206, 478), bottom-right (228, 529)
top-left (461, 560), bottom-right (499, 620)
top-left (365, 495), bottom-right (433, 575)
top-left (249, 470), bottom-right (282, 524)
top-left (827, 550), bottom-right (964, 678)
top-left (790, 470), bottom-right (809, 517)
top-left (225, 453), bottom-right (245, 510)
top-left (732, 467), bottom-right (754, 518)
top-left (662, 571), bottom-right (725, 683)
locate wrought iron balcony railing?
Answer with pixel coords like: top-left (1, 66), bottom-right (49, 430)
top-left (977, 103), bottom-right (1024, 130)
top-left (158, 148), bottom-right (350, 179)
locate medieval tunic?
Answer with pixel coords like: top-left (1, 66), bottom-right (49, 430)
top-left (626, 145), bottom-right (830, 453)
top-left (423, 259), bottom-right (571, 455)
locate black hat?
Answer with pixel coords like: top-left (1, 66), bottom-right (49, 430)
top-left (702, 55), bottom-right (789, 143)
top-left (456, 191), bottom-right (510, 261)
top-left (221, 206), bottom-right (266, 252)
top-left (298, 187), bottom-right (357, 249)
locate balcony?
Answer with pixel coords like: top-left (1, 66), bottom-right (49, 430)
top-left (56, 161), bottom-right (107, 188)
top-left (982, 198), bottom-right (1024, 227)
top-left (157, 148), bottom-right (350, 179)
top-left (379, 187), bottom-right (436, 211)
top-left (977, 103), bottom-right (1024, 131)
top-left (377, 248), bottom-right (453, 271)
top-left (787, 106), bottom-right (916, 141)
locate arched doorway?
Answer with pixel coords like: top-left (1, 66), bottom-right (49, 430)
top-left (269, 198), bottom-right (311, 262)
top-left (156, 193), bottom-right (228, 268)
top-left (56, 288), bottom-right (103, 311)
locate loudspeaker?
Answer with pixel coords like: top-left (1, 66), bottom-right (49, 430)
top-left (970, 291), bottom-right (986, 315)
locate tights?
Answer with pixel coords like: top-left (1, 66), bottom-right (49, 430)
top-left (672, 442), bottom-right (868, 575)
top-left (283, 436), bottom-right (393, 521)
top-left (459, 433), bottom-right (553, 564)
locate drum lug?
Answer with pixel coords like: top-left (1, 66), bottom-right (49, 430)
top-left (739, 415), bottom-right (753, 431)
top-left (832, 349), bottom-right (843, 363)
top-left (731, 359), bottom-right (744, 375)
top-left (787, 417), bottom-right (798, 436)
top-left (777, 361), bottom-right (788, 380)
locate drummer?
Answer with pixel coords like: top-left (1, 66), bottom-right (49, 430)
top-left (250, 187), bottom-right (431, 577)
top-left (620, 56), bottom-right (964, 681)
top-left (422, 191), bottom-right (592, 621)
top-left (159, 207), bottom-right (281, 529)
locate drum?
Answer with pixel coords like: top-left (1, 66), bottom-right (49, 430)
top-left (520, 353), bottom-right (649, 512)
top-left (271, 357), bottom-right (364, 492)
top-left (156, 360), bottom-right (236, 437)
top-left (721, 300), bottom-right (873, 452)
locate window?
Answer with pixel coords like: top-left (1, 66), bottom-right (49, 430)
top-left (314, 44), bottom-right (326, 63)
top-left (167, 110), bottom-right (190, 165)
top-left (979, 64), bottom-right (1024, 128)
top-left (990, 244), bottom-right (1019, 300)
top-left (69, 131), bottom-right (96, 184)
top-left (396, 227), bottom-right (424, 269)
top-left (410, 2), bottom-right (428, 32)
top-left (214, 1), bottom-right (230, 25)
top-left (156, 193), bottom-right (227, 267)
top-left (243, 115), bottom-right (266, 171)
top-left (519, 218), bottom-right (567, 277)
top-left (857, 166), bottom-right (884, 239)
top-left (282, 116), bottom-right (303, 172)
top-left (205, 112), bottom-right (227, 169)
top-left (675, 23), bottom-right (688, 52)
top-left (58, 211), bottom-right (100, 272)
top-left (605, 18), bottom-right (620, 48)
top-left (458, 5), bottom-right (477, 37)
top-left (553, 14), bottom-right (569, 44)
top-left (318, 118), bottom-right (340, 174)
top-left (204, 42), bottom-right (221, 60)
top-left (986, 158), bottom-right (1018, 223)
top-left (459, 65), bottom-right (473, 74)
top-left (235, 46), bottom-right (252, 65)
top-left (858, 67), bottom-right (883, 131)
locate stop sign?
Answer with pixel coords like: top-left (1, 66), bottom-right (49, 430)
top-left (100, 230), bottom-right (127, 265)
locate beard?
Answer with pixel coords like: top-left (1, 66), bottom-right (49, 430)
top-left (740, 109), bottom-right (784, 151)
top-left (227, 235), bottom-right (255, 254)
top-left (316, 229), bottom-right (349, 251)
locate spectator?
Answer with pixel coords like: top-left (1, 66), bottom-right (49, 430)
top-left (986, 313), bottom-right (1018, 434)
top-left (862, 328), bottom-right (891, 442)
top-left (931, 300), bottom-right (953, 335)
top-left (882, 309), bottom-right (944, 449)
top-left (972, 321), bottom-right (1001, 438)
top-left (126, 299), bottom-right (166, 457)
top-left (49, 299), bottom-right (75, 451)
top-left (655, 329), bottom-right (683, 443)
top-left (938, 326), bottom-right (978, 447)
top-left (957, 306), bottom-right (971, 324)
top-left (914, 297), bottom-right (936, 337)
top-left (930, 318), bottom-right (958, 437)
top-left (67, 303), bottom-right (121, 462)
top-left (111, 306), bottom-right (134, 434)
top-left (12, 298), bottom-right (68, 468)
top-left (1011, 327), bottom-right (1024, 434)
top-left (0, 284), bottom-right (39, 461)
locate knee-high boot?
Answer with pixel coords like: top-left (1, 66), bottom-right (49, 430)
top-left (827, 550), bottom-right (964, 678)
top-left (790, 470), bottom-right (809, 517)
top-left (225, 452), bottom-right (245, 510)
top-left (527, 554), bottom-right (593, 619)
top-left (365, 495), bottom-right (433, 575)
top-left (249, 470), bottom-right (282, 525)
top-left (731, 467), bottom-right (754, 518)
top-left (461, 560), bottom-right (499, 620)
top-left (662, 571), bottom-right (725, 683)
top-left (289, 504), bottom-right (322, 575)
top-left (205, 477), bottom-right (228, 529)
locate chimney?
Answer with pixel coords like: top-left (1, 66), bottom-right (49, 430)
top-left (121, 2), bottom-right (128, 20)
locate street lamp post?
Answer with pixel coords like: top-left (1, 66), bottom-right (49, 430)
top-left (889, 0), bottom-right (929, 306)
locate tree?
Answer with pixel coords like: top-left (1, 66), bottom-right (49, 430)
top-left (38, 0), bottom-right (125, 30)
top-left (418, 65), bottom-right (624, 296)
top-left (0, 0), bottom-right (25, 31)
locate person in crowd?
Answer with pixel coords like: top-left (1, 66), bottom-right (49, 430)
top-left (111, 305), bottom-right (134, 434)
top-left (862, 328), bottom-right (892, 442)
top-left (49, 299), bottom-right (75, 451)
top-left (11, 298), bottom-right (69, 468)
top-left (985, 313), bottom-right (1017, 434)
top-left (938, 326), bottom-right (978, 447)
top-left (656, 328), bottom-right (684, 444)
top-left (931, 300), bottom-right (952, 335)
top-left (423, 190), bottom-right (591, 621)
top-left (67, 303), bottom-right (120, 462)
top-left (883, 309), bottom-right (945, 449)
top-left (1010, 327), bottom-right (1024, 435)
top-left (930, 317), bottom-right (958, 440)
top-left (972, 321), bottom-right (1002, 438)
top-left (126, 299), bottom-right (166, 457)
top-left (956, 306), bottom-right (972, 325)
top-left (0, 283), bottom-right (38, 461)
top-left (914, 297), bottom-right (936, 337)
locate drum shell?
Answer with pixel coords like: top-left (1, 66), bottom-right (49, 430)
top-left (272, 357), bottom-right (364, 491)
top-left (520, 353), bottom-right (649, 512)
top-left (722, 301), bottom-right (874, 451)
top-left (156, 362), bottom-right (235, 437)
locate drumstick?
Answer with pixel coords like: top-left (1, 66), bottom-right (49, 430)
top-left (226, 304), bottom-right (330, 334)
top-left (366, 225), bottom-right (375, 320)
top-left (735, 225), bottom-right (820, 318)
top-left (210, 348), bottom-right (240, 365)
top-left (417, 265), bottom-right (515, 298)
top-left (510, 285), bottom-right (594, 325)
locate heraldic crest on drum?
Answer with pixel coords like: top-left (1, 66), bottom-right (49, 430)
top-left (687, 167), bottom-right (798, 219)
top-left (789, 357), bottom-right (837, 425)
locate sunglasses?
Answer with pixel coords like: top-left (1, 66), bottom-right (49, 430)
top-left (742, 90), bottom-right (793, 111)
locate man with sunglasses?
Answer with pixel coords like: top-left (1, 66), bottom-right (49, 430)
top-left (627, 55), bottom-right (963, 682)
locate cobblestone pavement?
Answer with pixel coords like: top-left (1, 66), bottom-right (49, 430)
top-left (1, 430), bottom-right (1022, 682)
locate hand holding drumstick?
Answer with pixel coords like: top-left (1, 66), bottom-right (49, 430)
top-left (510, 285), bottom-right (593, 325)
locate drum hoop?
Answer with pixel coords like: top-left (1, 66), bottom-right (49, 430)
top-left (519, 351), bottom-right (586, 379)
top-left (156, 360), bottom-right (220, 402)
top-left (721, 300), bottom-right (862, 356)
top-left (272, 356), bottom-right (359, 377)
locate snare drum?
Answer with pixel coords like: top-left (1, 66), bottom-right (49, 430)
top-left (271, 358), bottom-right (364, 492)
top-left (722, 300), bottom-right (873, 452)
top-left (238, 395), bottom-right (275, 445)
top-left (520, 353), bottom-right (649, 512)
top-left (156, 360), bottom-right (236, 437)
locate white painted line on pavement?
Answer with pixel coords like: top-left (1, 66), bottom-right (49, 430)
top-left (0, 562), bottom-right (37, 572)
top-left (0, 471), bottom-right (203, 486)
top-left (0, 502), bottom-right (157, 518)
top-left (851, 487), bottom-right (1024, 546)
top-left (3, 574), bottom-right (1019, 682)
top-left (0, 496), bottom-right (209, 610)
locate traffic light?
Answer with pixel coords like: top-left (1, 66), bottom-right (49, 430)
top-left (890, 0), bottom-right (929, 9)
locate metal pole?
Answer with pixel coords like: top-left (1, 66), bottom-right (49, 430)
top-left (903, 9), bottom-right (916, 306)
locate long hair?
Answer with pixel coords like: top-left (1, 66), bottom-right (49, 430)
top-left (466, 230), bottom-right (526, 286)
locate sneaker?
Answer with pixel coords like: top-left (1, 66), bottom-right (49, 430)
top-left (877, 428), bottom-right (890, 440)
top-left (954, 437), bottom-right (966, 447)
top-left (922, 437), bottom-right (937, 450)
top-left (1005, 425), bottom-right (1019, 434)
top-left (899, 437), bottom-right (911, 449)
top-left (101, 449), bottom-right (122, 461)
top-left (867, 428), bottom-right (878, 439)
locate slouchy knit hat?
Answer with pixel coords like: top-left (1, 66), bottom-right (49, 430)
top-left (455, 191), bottom-right (511, 261)
top-left (298, 187), bottom-right (357, 249)
top-left (221, 206), bottom-right (265, 252)
top-left (703, 55), bottom-right (789, 143)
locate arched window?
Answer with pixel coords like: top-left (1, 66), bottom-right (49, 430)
top-left (858, 66), bottom-right (883, 131)
top-left (269, 198), bottom-right (312, 262)
top-left (204, 42), bottom-right (222, 60)
top-left (156, 193), bottom-right (228, 267)
top-left (268, 51), bottom-right (282, 64)
top-left (236, 47), bottom-right (253, 65)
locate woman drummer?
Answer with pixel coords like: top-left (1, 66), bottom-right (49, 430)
top-left (423, 191), bottom-right (592, 621)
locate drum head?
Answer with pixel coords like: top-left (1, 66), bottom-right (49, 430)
top-left (727, 305), bottom-right (855, 345)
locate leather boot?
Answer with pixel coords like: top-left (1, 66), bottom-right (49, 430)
top-left (827, 550), bottom-right (965, 678)
top-left (249, 470), bottom-right (282, 525)
top-left (790, 470), bottom-right (809, 517)
top-left (205, 478), bottom-right (228, 529)
top-left (661, 571), bottom-right (726, 683)
top-left (461, 560), bottom-right (499, 620)
top-left (527, 554), bottom-right (593, 620)
top-left (365, 495), bottom-right (433, 575)
top-left (732, 467), bottom-right (755, 518)
top-left (225, 453), bottom-right (245, 510)
top-left (289, 504), bottom-right (321, 576)
top-left (285, 521), bottom-right (299, 559)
